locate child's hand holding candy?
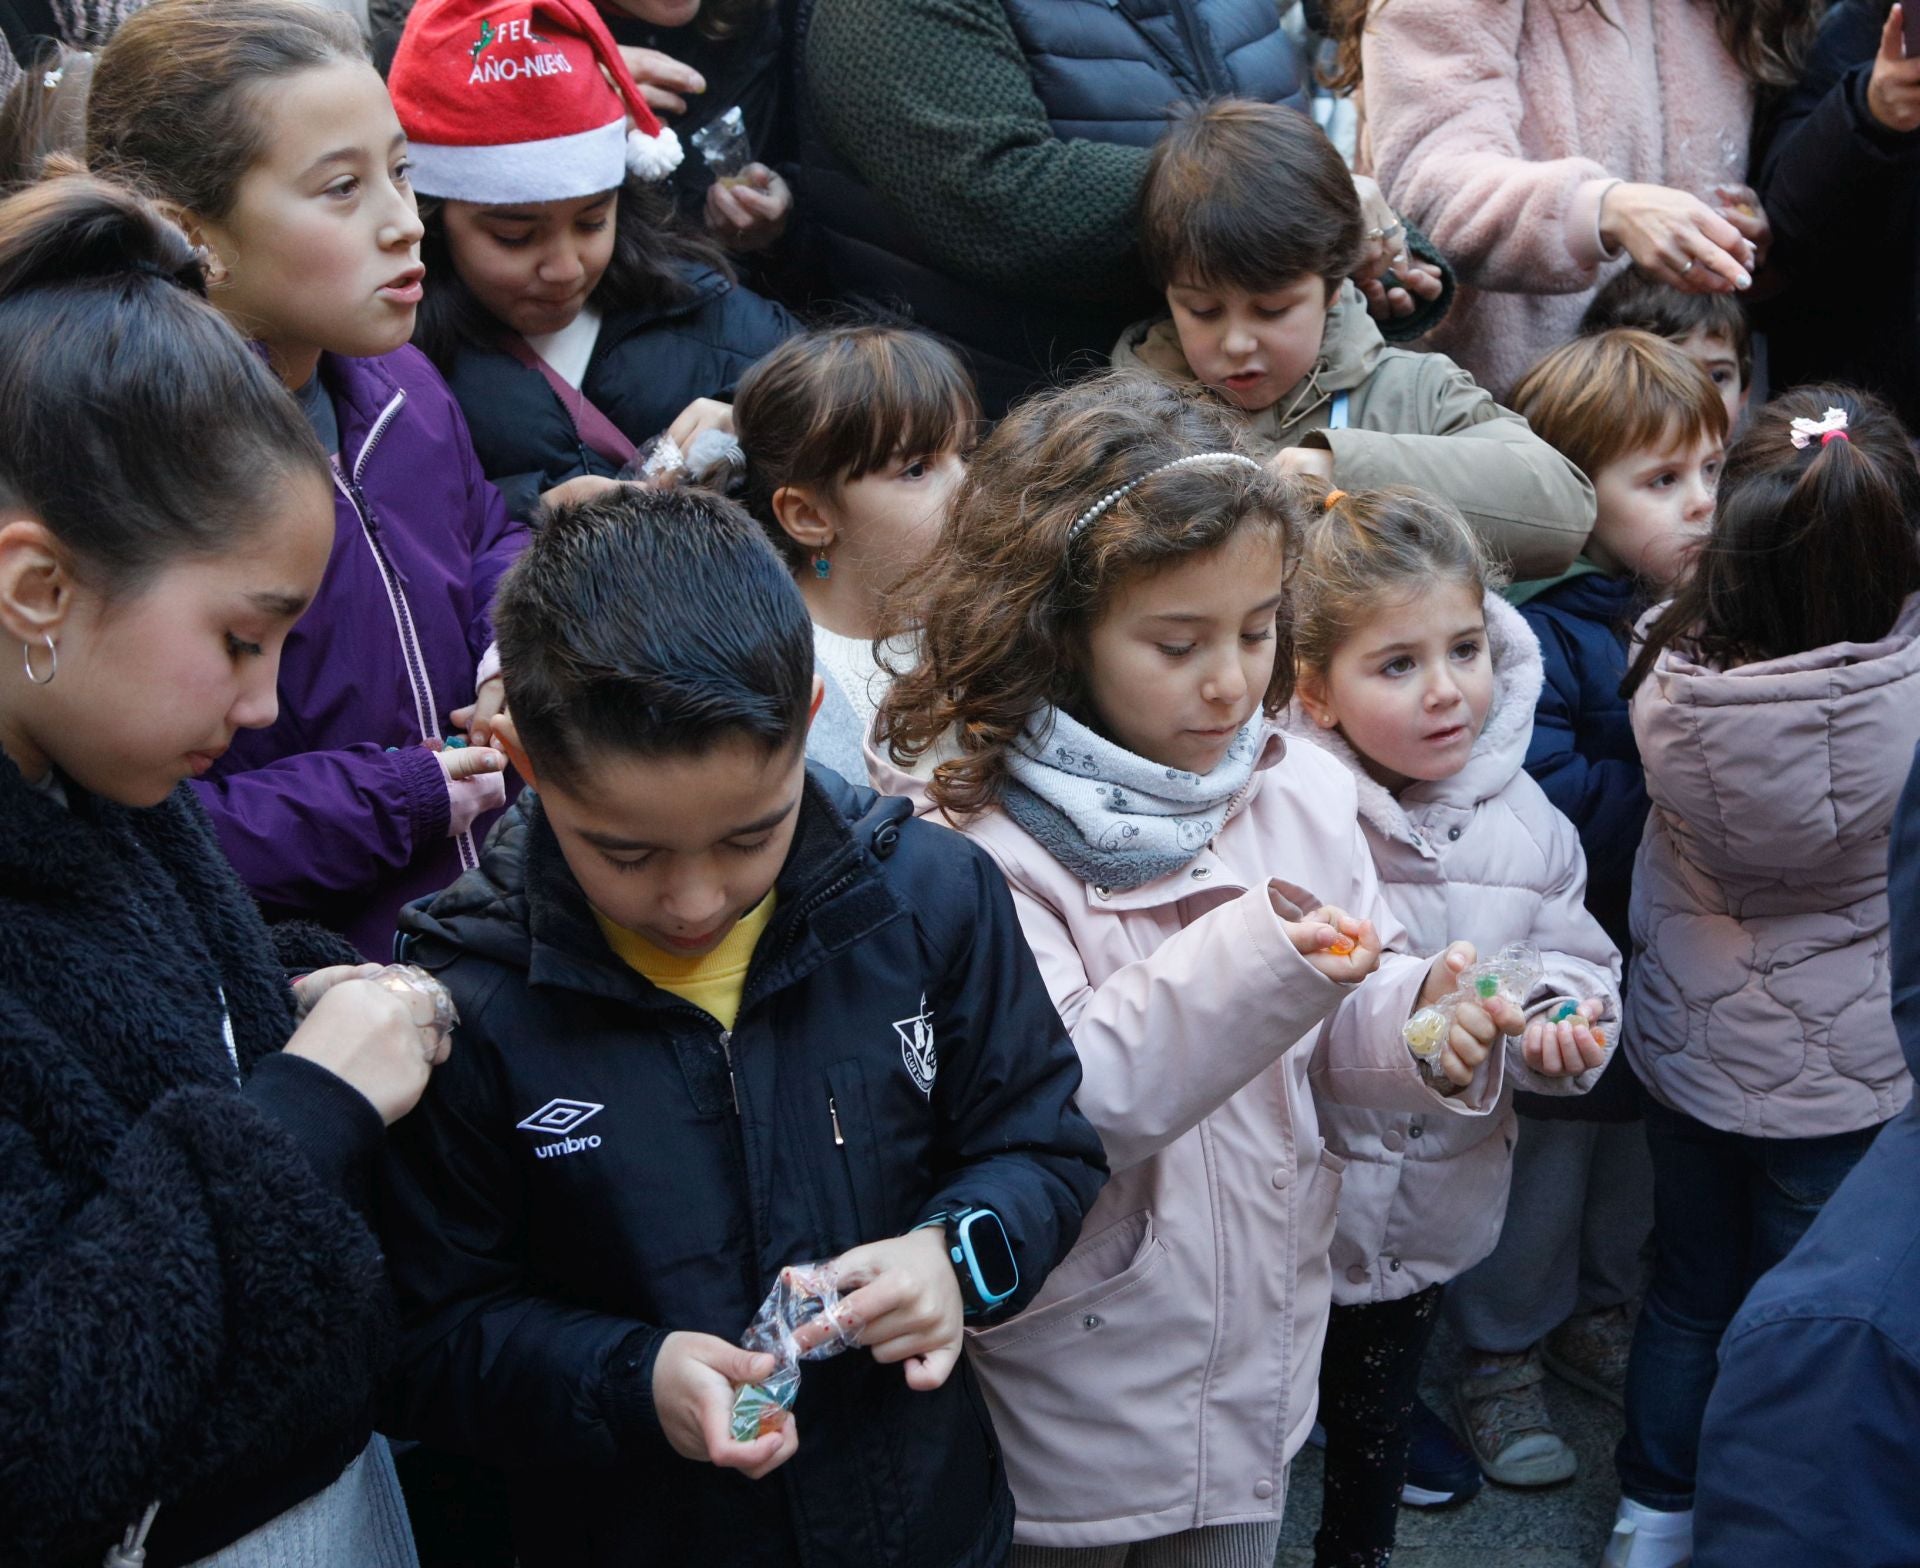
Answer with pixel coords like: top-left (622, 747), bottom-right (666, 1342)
top-left (1270, 882), bottom-right (1381, 983)
top-left (803, 1229), bottom-right (965, 1392)
top-left (653, 1331), bottom-right (800, 1478)
top-left (1412, 942), bottom-right (1499, 1087)
top-left (1523, 997), bottom-right (1611, 1078)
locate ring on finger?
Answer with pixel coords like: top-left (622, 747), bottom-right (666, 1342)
top-left (1678, 258), bottom-right (1696, 275)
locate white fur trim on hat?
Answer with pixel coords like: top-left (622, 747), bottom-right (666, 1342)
top-left (626, 124), bottom-right (684, 181)
top-left (409, 116), bottom-right (628, 204)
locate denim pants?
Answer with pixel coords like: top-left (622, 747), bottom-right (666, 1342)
top-left (1615, 1099), bottom-right (1884, 1509)
top-left (186, 1438), bottom-right (419, 1568)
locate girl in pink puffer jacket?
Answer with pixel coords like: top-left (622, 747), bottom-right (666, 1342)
top-left (1289, 489), bottom-right (1619, 1566)
top-left (873, 375), bottom-right (1600, 1568)
top-left (1604, 387), bottom-right (1920, 1568)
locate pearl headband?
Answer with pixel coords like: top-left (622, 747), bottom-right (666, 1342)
top-left (1066, 452), bottom-right (1264, 546)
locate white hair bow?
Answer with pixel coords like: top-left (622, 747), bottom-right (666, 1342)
top-left (1789, 406), bottom-right (1850, 449)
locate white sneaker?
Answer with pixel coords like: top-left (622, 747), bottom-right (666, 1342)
top-left (1598, 1498), bottom-right (1693, 1568)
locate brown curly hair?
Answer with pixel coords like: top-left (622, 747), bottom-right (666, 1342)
top-left (877, 373), bottom-right (1306, 817)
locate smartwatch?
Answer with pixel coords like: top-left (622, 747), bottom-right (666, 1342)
top-left (917, 1206), bottom-right (1019, 1316)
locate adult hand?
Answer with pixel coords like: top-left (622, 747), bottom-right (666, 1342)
top-left (1267, 446), bottom-right (1335, 486)
top-left (1521, 997), bottom-right (1611, 1078)
top-left (617, 45), bottom-right (706, 116)
top-left (1598, 182), bottom-right (1754, 293)
top-left (284, 974), bottom-right (449, 1124)
top-left (1415, 942), bottom-right (1495, 1088)
top-left (1349, 173), bottom-right (1446, 320)
top-left (1870, 5), bottom-right (1920, 132)
top-left (1708, 183), bottom-right (1772, 272)
top-left (451, 676), bottom-right (508, 749)
top-left (705, 164), bottom-right (792, 252)
top-left (651, 1332), bottom-right (800, 1477)
top-left (804, 1228), bottom-right (964, 1392)
top-left (1276, 891), bottom-right (1383, 985)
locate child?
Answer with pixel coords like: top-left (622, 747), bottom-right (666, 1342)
top-left (1600, 386), bottom-right (1920, 1567)
top-left (1580, 265), bottom-right (1752, 432)
top-left (1434, 329), bottom-right (1730, 1490)
top-left (875, 372), bottom-right (1534, 1567)
top-left (1114, 98), bottom-right (1595, 582)
top-left (733, 322), bottom-right (975, 780)
top-left (0, 175), bottom-right (450, 1568)
top-left (1287, 488), bottom-right (1620, 1565)
top-left (378, 485), bottom-right (1107, 1568)
top-left (87, 0), bottom-right (524, 959)
top-left (391, 0), bottom-right (796, 521)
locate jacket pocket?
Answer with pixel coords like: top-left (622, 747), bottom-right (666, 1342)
top-left (965, 1208), bottom-right (1199, 1521)
top-left (1300, 1147), bottom-right (1346, 1263)
top-left (825, 1057), bottom-right (892, 1242)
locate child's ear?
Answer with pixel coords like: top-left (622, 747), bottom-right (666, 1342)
top-left (0, 514), bottom-right (74, 646)
top-left (491, 712), bottom-right (537, 788)
top-left (167, 204), bottom-right (234, 288)
top-left (1295, 666), bottom-right (1337, 730)
top-left (772, 485), bottom-right (834, 552)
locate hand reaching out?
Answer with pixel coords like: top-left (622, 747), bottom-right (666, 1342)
top-left (1274, 889), bottom-right (1382, 985)
top-left (799, 1228), bottom-right (964, 1392)
top-left (1414, 942), bottom-right (1498, 1088)
top-left (1521, 997), bottom-right (1610, 1078)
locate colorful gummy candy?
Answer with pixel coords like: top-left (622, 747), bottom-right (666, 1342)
top-left (1403, 943), bottom-right (1544, 1062)
top-left (1327, 936), bottom-right (1356, 957)
top-left (728, 1261), bottom-right (858, 1443)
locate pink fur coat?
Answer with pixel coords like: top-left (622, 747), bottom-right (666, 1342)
top-left (1360, 0), bottom-right (1755, 397)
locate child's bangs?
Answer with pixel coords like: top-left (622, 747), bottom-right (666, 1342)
top-left (822, 334), bottom-right (981, 484)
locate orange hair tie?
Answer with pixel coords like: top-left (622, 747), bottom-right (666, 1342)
top-left (1323, 489), bottom-right (1348, 510)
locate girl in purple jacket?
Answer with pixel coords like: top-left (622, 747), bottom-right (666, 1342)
top-left (86, 0), bottom-right (527, 958)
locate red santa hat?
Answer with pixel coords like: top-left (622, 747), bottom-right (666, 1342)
top-left (388, 0), bottom-right (682, 204)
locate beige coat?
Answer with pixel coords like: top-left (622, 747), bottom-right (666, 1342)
top-left (873, 731), bottom-right (1504, 1545)
top-left (1627, 595), bottom-right (1920, 1137)
top-left (1292, 594), bottom-right (1622, 1306)
top-left (1112, 285), bottom-right (1594, 582)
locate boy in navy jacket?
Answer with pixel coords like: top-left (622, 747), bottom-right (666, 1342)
top-left (379, 486), bottom-right (1106, 1568)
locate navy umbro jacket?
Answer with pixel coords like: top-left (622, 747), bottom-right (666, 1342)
top-left (380, 767), bottom-right (1107, 1567)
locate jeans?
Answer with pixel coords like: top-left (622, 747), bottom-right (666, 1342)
top-left (1615, 1099), bottom-right (1883, 1509)
top-left (187, 1438), bottom-right (418, 1568)
top-left (1313, 1285), bottom-right (1444, 1568)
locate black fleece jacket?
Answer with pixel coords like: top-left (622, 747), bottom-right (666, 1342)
top-left (381, 767), bottom-right (1108, 1567)
top-left (0, 758), bottom-right (395, 1568)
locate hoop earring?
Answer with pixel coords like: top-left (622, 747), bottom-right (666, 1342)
top-left (812, 551), bottom-right (832, 581)
top-left (22, 634), bottom-right (57, 686)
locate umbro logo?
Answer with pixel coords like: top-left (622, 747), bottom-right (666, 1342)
top-left (518, 1098), bottom-right (604, 1135)
top-left (517, 1098), bottom-right (606, 1159)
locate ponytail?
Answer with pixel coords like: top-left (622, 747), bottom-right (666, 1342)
top-left (0, 174), bottom-right (325, 593)
top-left (1623, 387), bottom-right (1920, 696)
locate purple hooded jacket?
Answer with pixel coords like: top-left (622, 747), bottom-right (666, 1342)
top-left (192, 346), bottom-right (526, 959)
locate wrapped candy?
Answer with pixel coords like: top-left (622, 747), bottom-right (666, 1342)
top-left (729, 1261), bottom-right (860, 1442)
top-left (1403, 942), bottom-right (1543, 1062)
top-left (691, 106), bottom-right (753, 187)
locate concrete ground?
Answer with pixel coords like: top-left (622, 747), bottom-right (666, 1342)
top-left (1277, 1319), bottom-right (1623, 1567)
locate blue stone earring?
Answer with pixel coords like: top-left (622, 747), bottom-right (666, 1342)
top-left (813, 551), bottom-right (832, 581)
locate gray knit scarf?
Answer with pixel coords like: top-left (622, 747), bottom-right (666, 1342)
top-left (1002, 707), bottom-right (1262, 891)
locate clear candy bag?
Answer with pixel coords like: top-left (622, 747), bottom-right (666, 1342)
top-left (616, 428), bottom-right (746, 489)
top-left (1403, 942), bottom-right (1543, 1061)
top-left (690, 106), bottom-right (752, 186)
top-left (729, 1261), bottom-right (859, 1442)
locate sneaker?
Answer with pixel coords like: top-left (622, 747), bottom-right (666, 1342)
top-left (1400, 1396), bottom-right (1483, 1508)
top-left (1598, 1498), bottom-right (1692, 1568)
top-left (1545, 1305), bottom-right (1634, 1410)
top-left (1454, 1347), bottom-right (1578, 1487)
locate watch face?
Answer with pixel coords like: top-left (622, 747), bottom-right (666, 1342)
top-left (962, 1210), bottom-right (1019, 1300)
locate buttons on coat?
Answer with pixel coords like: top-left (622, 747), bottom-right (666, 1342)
top-left (1082, 1314), bottom-right (1102, 1331)
top-left (1095, 886), bottom-right (1111, 900)
top-left (1382, 1130), bottom-right (1405, 1153)
top-left (1190, 865), bottom-right (1211, 880)
top-left (1448, 826), bottom-right (1461, 841)
top-left (1253, 1479), bottom-right (1275, 1501)
top-left (1270, 1166), bottom-right (1291, 1190)
top-left (1345, 1264), bottom-right (1369, 1285)
top-left (1388, 1257), bottom-right (1402, 1272)
top-left (872, 821), bottom-right (900, 859)
top-left (1408, 1121), bottom-right (1424, 1139)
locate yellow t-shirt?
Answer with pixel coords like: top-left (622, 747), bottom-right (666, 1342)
top-left (592, 894), bottom-right (777, 1033)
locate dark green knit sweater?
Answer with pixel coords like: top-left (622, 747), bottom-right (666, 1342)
top-left (804, 0), bottom-right (1454, 329)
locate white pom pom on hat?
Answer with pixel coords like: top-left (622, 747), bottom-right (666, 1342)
top-left (390, 0), bottom-right (683, 205)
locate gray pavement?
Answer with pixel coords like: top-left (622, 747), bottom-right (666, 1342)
top-left (1277, 1320), bottom-right (1623, 1567)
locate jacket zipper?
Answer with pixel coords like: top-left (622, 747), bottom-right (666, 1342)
top-left (1168, 0), bottom-right (1231, 95)
top-left (331, 389), bottom-right (480, 873)
top-left (718, 1027), bottom-right (739, 1113)
top-left (828, 1095), bottom-right (845, 1146)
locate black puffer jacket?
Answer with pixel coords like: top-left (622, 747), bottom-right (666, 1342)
top-left (381, 768), bottom-right (1108, 1567)
top-left (441, 264), bottom-right (797, 520)
top-left (1754, 0), bottom-right (1920, 431)
top-left (0, 759), bottom-right (395, 1568)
